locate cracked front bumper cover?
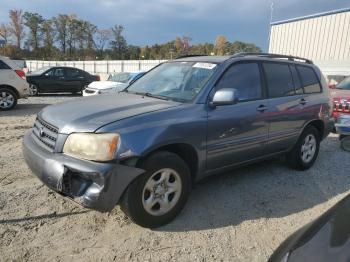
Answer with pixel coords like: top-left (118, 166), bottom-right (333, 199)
top-left (22, 130), bottom-right (144, 212)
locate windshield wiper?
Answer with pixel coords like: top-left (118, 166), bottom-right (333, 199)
top-left (124, 90), bottom-right (169, 101)
top-left (143, 92), bottom-right (169, 101)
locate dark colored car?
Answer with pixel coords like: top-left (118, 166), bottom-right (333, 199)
top-left (269, 194), bottom-right (350, 262)
top-left (22, 53), bottom-right (333, 228)
top-left (331, 76), bottom-right (350, 121)
top-left (26, 66), bottom-right (100, 95)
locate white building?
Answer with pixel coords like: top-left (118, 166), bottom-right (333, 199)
top-left (269, 8), bottom-right (350, 79)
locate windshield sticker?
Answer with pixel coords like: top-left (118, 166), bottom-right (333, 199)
top-left (193, 62), bottom-right (217, 70)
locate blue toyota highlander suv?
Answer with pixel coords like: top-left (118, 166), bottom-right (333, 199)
top-left (23, 53), bottom-right (333, 228)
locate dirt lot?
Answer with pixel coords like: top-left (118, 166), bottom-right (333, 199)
top-left (1, 95), bottom-right (350, 262)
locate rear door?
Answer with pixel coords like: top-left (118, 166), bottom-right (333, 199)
top-left (206, 62), bottom-right (269, 170)
top-left (64, 68), bottom-right (84, 92)
top-left (262, 62), bottom-right (309, 154)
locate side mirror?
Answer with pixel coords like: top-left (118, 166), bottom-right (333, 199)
top-left (44, 73), bottom-right (50, 77)
top-left (210, 88), bottom-right (239, 107)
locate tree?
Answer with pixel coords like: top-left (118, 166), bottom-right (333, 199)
top-left (214, 35), bottom-right (228, 55)
top-left (96, 29), bottom-right (112, 57)
top-left (23, 12), bottom-right (44, 51)
top-left (110, 25), bottom-right (127, 59)
top-left (0, 23), bottom-right (11, 44)
top-left (9, 9), bottom-right (25, 49)
top-left (53, 14), bottom-right (70, 54)
top-left (41, 19), bottom-right (55, 58)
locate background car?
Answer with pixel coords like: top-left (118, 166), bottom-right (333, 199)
top-left (269, 194), bottom-right (350, 262)
top-left (0, 56), bottom-right (29, 110)
top-left (83, 71), bottom-right (145, 96)
top-left (331, 76), bottom-right (350, 121)
top-left (26, 66), bottom-right (100, 95)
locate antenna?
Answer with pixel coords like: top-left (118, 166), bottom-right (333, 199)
top-left (268, 1), bottom-right (274, 52)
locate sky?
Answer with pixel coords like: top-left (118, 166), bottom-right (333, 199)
top-left (0, 0), bottom-right (349, 51)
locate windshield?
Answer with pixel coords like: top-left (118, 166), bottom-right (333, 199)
top-left (126, 61), bottom-right (217, 102)
top-left (336, 77), bottom-right (350, 90)
top-left (31, 67), bottom-right (51, 75)
top-left (108, 72), bottom-right (134, 83)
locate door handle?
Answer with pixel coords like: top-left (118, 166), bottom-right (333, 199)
top-left (257, 105), bottom-right (268, 112)
top-left (299, 98), bottom-right (308, 105)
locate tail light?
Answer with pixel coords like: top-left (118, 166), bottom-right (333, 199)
top-left (15, 69), bottom-right (26, 80)
top-left (95, 75), bottom-right (100, 81)
top-left (333, 98), bottom-right (350, 115)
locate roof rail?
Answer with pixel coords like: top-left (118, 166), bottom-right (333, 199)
top-left (231, 52), bottom-right (313, 64)
top-left (176, 54), bottom-right (206, 59)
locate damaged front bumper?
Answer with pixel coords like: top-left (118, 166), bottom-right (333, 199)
top-left (22, 131), bottom-right (144, 212)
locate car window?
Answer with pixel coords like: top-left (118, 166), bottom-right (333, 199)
top-left (215, 62), bottom-right (262, 102)
top-left (263, 63), bottom-right (295, 98)
top-left (290, 66), bottom-right (303, 94)
top-left (66, 68), bottom-right (81, 78)
top-left (0, 60), bottom-right (11, 70)
top-left (297, 66), bottom-right (321, 93)
top-left (127, 62), bottom-right (216, 102)
top-left (336, 77), bottom-right (350, 90)
top-left (54, 68), bottom-right (64, 77)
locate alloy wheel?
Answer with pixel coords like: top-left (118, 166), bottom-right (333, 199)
top-left (0, 91), bottom-right (15, 109)
top-left (301, 134), bottom-right (317, 163)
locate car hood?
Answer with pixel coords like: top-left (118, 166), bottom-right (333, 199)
top-left (269, 194), bottom-right (350, 262)
top-left (88, 81), bottom-right (127, 90)
top-left (39, 92), bottom-right (180, 134)
top-left (330, 89), bottom-right (350, 100)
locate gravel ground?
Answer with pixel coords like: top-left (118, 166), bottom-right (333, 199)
top-left (1, 96), bottom-right (350, 262)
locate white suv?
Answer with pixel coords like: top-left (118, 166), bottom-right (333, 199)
top-left (0, 56), bottom-right (29, 110)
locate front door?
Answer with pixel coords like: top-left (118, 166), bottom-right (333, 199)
top-left (206, 62), bottom-right (269, 171)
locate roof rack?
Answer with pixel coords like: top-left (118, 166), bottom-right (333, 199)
top-left (231, 52), bottom-right (313, 64)
top-left (176, 54), bottom-right (206, 59)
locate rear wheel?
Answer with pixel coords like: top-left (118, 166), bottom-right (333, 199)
top-left (29, 84), bottom-right (38, 96)
top-left (0, 88), bottom-right (17, 110)
top-left (286, 126), bottom-right (320, 170)
top-left (120, 151), bottom-right (191, 228)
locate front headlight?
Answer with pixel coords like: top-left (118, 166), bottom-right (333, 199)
top-left (63, 133), bottom-right (120, 161)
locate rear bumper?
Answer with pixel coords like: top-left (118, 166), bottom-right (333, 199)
top-left (22, 131), bottom-right (144, 212)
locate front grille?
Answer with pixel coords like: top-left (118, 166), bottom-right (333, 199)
top-left (32, 117), bottom-right (58, 151)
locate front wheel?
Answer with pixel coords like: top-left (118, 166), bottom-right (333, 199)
top-left (120, 151), bottom-right (191, 228)
top-left (286, 126), bottom-right (320, 170)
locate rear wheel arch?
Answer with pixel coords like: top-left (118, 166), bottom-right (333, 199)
top-left (0, 85), bottom-right (19, 99)
top-left (303, 119), bottom-right (325, 139)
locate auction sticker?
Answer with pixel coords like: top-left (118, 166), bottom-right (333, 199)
top-left (193, 62), bottom-right (217, 70)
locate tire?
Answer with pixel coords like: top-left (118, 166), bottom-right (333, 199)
top-left (0, 88), bottom-right (17, 110)
top-left (340, 136), bottom-right (350, 152)
top-left (286, 126), bottom-right (320, 170)
top-left (29, 84), bottom-right (39, 96)
top-left (120, 151), bottom-right (191, 228)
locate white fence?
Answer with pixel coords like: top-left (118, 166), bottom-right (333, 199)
top-left (26, 60), bottom-right (167, 75)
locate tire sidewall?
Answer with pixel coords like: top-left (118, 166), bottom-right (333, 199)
top-left (123, 151), bottom-right (191, 228)
top-left (295, 127), bottom-right (320, 169)
top-left (0, 88), bottom-right (17, 110)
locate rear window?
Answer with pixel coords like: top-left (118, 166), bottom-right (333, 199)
top-left (0, 60), bottom-right (11, 70)
top-left (263, 63), bottom-right (295, 98)
top-left (297, 66), bottom-right (321, 93)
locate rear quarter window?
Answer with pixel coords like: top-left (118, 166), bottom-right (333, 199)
top-left (297, 66), bottom-right (322, 94)
top-left (263, 63), bottom-right (295, 98)
top-left (0, 60), bottom-right (11, 70)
